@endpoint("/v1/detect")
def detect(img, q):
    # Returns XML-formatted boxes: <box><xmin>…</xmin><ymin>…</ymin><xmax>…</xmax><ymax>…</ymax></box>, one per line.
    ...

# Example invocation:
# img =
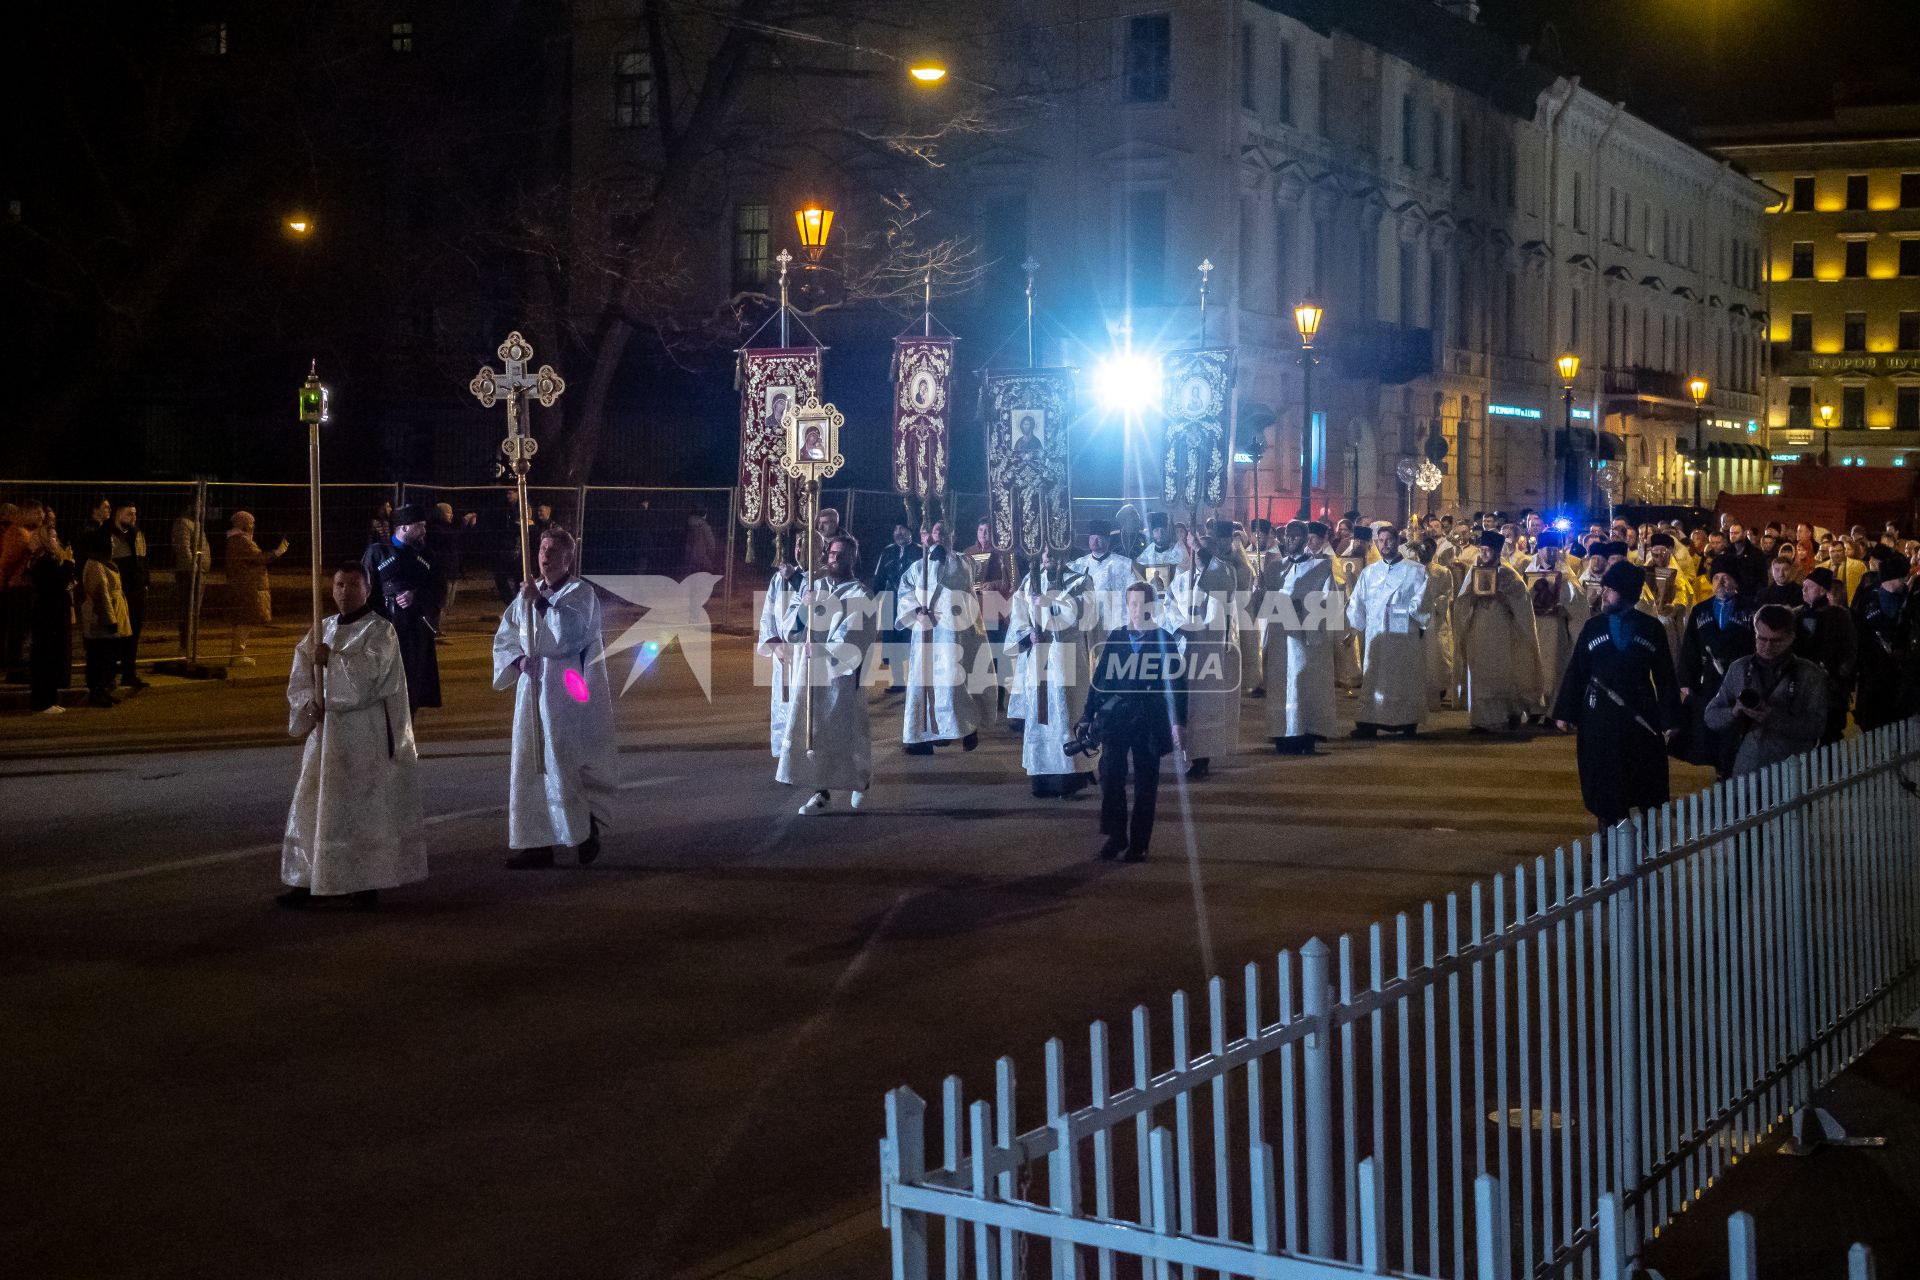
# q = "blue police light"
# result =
<box><xmin>1552</xmin><ymin>517</ymin><xmax>1573</xmax><ymax>532</ymax></box>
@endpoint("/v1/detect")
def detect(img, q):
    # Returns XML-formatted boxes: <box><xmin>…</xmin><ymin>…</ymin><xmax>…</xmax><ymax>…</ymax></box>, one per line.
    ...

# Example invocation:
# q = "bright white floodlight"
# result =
<box><xmin>1094</xmin><ymin>352</ymin><xmax>1162</xmax><ymax>412</ymax></box>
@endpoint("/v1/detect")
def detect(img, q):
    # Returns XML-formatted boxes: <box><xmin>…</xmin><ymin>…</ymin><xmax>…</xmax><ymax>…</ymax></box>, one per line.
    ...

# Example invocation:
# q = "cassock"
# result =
<box><xmin>1453</xmin><ymin>563</ymin><xmax>1542</xmax><ymax>729</ymax></box>
<box><xmin>1522</xmin><ymin>557</ymin><xmax>1589</xmax><ymax>716</ymax></box>
<box><xmin>1167</xmin><ymin>553</ymin><xmax>1243</xmax><ymax>764</ymax></box>
<box><xmin>1551</xmin><ymin>609</ymin><xmax>1681</xmax><ymax>826</ymax></box>
<box><xmin>1346</xmin><ymin>557</ymin><xmax>1436</xmax><ymax>730</ymax></box>
<box><xmin>362</xmin><ymin>537</ymin><xmax>442</xmax><ymax>711</ymax></box>
<box><xmin>283</xmin><ymin>608</ymin><xmax>428</xmax><ymax>896</ymax></box>
<box><xmin>757</xmin><ymin>567</ymin><xmax>802</xmax><ymax>756</ymax></box>
<box><xmin>776</xmin><ymin>576</ymin><xmax>875</xmax><ymax>794</ymax></box>
<box><xmin>897</xmin><ymin>549</ymin><xmax>983</xmax><ymax>744</ymax></box>
<box><xmin>1266</xmin><ymin>551</ymin><xmax>1341</xmax><ymax>740</ymax></box>
<box><xmin>1854</xmin><ymin>584</ymin><xmax>1920</xmax><ymax>731</ymax></box>
<box><xmin>1005</xmin><ymin>568</ymin><xmax>1094</xmax><ymax>787</ymax></box>
<box><xmin>1675</xmin><ymin>596</ymin><xmax>1754</xmax><ymax>773</ymax></box>
<box><xmin>1068</xmin><ymin>550</ymin><xmax>1141</xmax><ymax>632</ymax></box>
<box><xmin>492</xmin><ymin>577</ymin><xmax>620</xmax><ymax>850</ymax></box>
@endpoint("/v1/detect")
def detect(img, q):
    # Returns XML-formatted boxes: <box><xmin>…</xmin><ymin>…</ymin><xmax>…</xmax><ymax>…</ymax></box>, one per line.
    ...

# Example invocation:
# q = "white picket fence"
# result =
<box><xmin>879</xmin><ymin>717</ymin><xmax>1920</xmax><ymax>1279</ymax></box>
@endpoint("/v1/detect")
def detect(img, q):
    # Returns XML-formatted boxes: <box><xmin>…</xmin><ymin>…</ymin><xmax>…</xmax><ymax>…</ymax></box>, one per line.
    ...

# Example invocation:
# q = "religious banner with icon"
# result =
<box><xmin>891</xmin><ymin>336</ymin><xmax>952</xmax><ymax>500</ymax></box>
<box><xmin>1472</xmin><ymin>567</ymin><xmax>1499</xmax><ymax>597</ymax></box>
<box><xmin>1651</xmin><ymin>566</ymin><xmax>1677</xmax><ymax>607</ymax></box>
<box><xmin>781</xmin><ymin>396</ymin><xmax>845</xmax><ymax>480</ymax></box>
<box><xmin>737</xmin><ymin>347</ymin><xmax>821</xmax><ymax>529</ymax></box>
<box><xmin>983</xmin><ymin>368</ymin><xmax>1075</xmax><ymax>557</ymax></box>
<box><xmin>1161</xmin><ymin>348</ymin><xmax>1232</xmax><ymax>508</ymax></box>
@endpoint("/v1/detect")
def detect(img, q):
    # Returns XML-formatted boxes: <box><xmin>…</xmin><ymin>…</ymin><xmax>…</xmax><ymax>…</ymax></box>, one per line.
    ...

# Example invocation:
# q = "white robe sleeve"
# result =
<box><xmin>492</xmin><ymin>598</ymin><xmax>529</xmax><ymax>691</ymax></box>
<box><xmin>287</xmin><ymin>626</ymin><xmax>321</xmax><ymax>737</ymax></box>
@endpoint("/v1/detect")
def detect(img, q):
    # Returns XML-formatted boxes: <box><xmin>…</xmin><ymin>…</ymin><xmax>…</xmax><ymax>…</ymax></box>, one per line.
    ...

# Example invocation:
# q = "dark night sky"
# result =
<box><xmin>1478</xmin><ymin>0</ymin><xmax>1920</xmax><ymax>133</ymax></box>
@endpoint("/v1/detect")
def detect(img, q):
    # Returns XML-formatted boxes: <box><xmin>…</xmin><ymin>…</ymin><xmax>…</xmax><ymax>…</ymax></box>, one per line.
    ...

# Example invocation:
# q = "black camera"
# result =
<box><xmin>1063</xmin><ymin>695</ymin><xmax>1116</xmax><ymax>758</ymax></box>
<box><xmin>1736</xmin><ymin>685</ymin><xmax>1763</xmax><ymax>710</ymax></box>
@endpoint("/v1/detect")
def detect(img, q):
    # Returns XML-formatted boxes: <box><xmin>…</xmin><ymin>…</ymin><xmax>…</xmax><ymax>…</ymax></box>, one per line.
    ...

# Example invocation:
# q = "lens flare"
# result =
<box><xmin>563</xmin><ymin>669</ymin><xmax>590</xmax><ymax>703</ymax></box>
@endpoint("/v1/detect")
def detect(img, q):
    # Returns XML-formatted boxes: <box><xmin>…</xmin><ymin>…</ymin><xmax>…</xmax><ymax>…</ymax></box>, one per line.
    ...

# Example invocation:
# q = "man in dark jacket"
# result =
<box><xmin>1704</xmin><ymin>604</ymin><xmax>1827</xmax><ymax>776</ymax></box>
<box><xmin>1794</xmin><ymin>566</ymin><xmax>1856</xmax><ymax>744</ymax></box>
<box><xmin>1082</xmin><ymin>581</ymin><xmax>1187</xmax><ymax>863</ymax></box>
<box><xmin>1854</xmin><ymin>548</ymin><xmax>1920</xmax><ymax>731</ymax></box>
<box><xmin>361</xmin><ymin>503</ymin><xmax>442</xmax><ymax>716</ymax></box>
<box><xmin>1553</xmin><ymin>561</ymin><xmax>1682</xmax><ymax>828</ymax></box>
<box><xmin>1676</xmin><ymin>568</ymin><xmax>1754</xmax><ymax>776</ymax></box>
<box><xmin>1719</xmin><ymin>522</ymin><xmax>1768</xmax><ymax>605</ymax></box>
<box><xmin>870</xmin><ymin>522</ymin><xmax>917</xmax><ymax>686</ymax></box>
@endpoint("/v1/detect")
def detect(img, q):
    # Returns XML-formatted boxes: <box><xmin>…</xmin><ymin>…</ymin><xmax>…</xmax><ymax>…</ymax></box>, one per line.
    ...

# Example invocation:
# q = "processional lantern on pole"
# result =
<box><xmin>779</xmin><ymin>396</ymin><xmax>846</xmax><ymax>756</ymax></box>
<box><xmin>470</xmin><ymin>331</ymin><xmax>566</xmax><ymax>586</ymax></box>
<box><xmin>299</xmin><ymin>361</ymin><xmax>332</xmax><ymax>701</ymax></box>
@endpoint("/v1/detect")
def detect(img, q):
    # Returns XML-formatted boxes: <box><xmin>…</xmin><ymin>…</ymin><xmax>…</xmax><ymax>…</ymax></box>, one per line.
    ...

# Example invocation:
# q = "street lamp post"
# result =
<box><xmin>1688</xmin><ymin>377</ymin><xmax>1709</xmax><ymax>509</ymax></box>
<box><xmin>1819</xmin><ymin>402</ymin><xmax>1835</xmax><ymax>466</ymax></box>
<box><xmin>1557</xmin><ymin>353</ymin><xmax>1580</xmax><ymax>514</ymax></box>
<box><xmin>1293</xmin><ymin>300</ymin><xmax>1324</xmax><ymax>522</ymax></box>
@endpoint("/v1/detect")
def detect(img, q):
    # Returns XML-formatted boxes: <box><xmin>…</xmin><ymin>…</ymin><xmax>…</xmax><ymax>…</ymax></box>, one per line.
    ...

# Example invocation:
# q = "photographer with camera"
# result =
<box><xmin>1078</xmin><ymin>581</ymin><xmax>1187</xmax><ymax>863</ymax></box>
<box><xmin>1702</xmin><ymin>603</ymin><xmax>1827</xmax><ymax>777</ymax></box>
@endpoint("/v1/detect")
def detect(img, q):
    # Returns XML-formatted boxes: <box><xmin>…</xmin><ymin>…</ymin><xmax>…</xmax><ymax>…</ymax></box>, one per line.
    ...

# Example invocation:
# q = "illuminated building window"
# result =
<box><xmin>194</xmin><ymin>20</ymin><xmax>228</xmax><ymax>56</ymax></box>
<box><xmin>1844</xmin><ymin>241</ymin><xmax>1867</xmax><ymax>279</ymax></box>
<box><xmin>1901</xmin><ymin>240</ymin><xmax>1920</xmax><ymax>277</ymax></box>
<box><xmin>390</xmin><ymin>21</ymin><xmax>413</xmax><ymax>54</ymax></box>
<box><xmin>1845</xmin><ymin>175</ymin><xmax>1868</xmax><ymax>211</ymax></box>
<box><xmin>1899</xmin><ymin>387</ymin><xmax>1920</xmax><ymax>431</ymax></box>
<box><xmin>1903</xmin><ymin>174</ymin><xmax>1920</xmax><ymax>210</ymax></box>
<box><xmin>1791</xmin><ymin>242</ymin><xmax>1814</xmax><ymax>279</ymax></box>
<box><xmin>1790</xmin><ymin>313</ymin><xmax>1812</xmax><ymax>352</ymax></box>
<box><xmin>1842</xmin><ymin>385</ymin><xmax>1866</xmax><ymax>429</ymax></box>
<box><xmin>1793</xmin><ymin>176</ymin><xmax>1816</xmax><ymax>210</ymax></box>
<box><xmin>1845</xmin><ymin>312</ymin><xmax>1867</xmax><ymax>351</ymax></box>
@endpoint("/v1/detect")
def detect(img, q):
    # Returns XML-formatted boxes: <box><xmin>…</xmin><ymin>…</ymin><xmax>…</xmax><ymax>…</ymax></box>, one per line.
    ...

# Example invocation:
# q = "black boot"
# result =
<box><xmin>274</xmin><ymin>887</ymin><xmax>314</xmax><ymax>910</ymax></box>
<box><xmin>903</xmin><ymin>742</ymin><xmax>934</xmax><ymax>756</ymax></box>
<box><xmin>505</xmin><ymin>846</ymin><xmax>556</xmax><ymax>869</ymax></box>
<box><xmin>961</xmin><ymin>731</ymin><xmax>979</xmax><ymax>752</ymax></box>
<box><xmin>1350</xmin><ymin>724</ymin><xmax>1378</xmax><ymax>739</ymax></box>
<box><xmin>577</xmin><ymin>818</ymin><xmax>602</xmax><ymax>866</ymax></box>
<box><xmin>1097</xmin><ymin>835</ymin><xmax>1127</xmax><ymax>861</ymax></box>
<box><xmin>347</xmin><ymin>889</ymin><xmax>379</xmax><ymax>909</ymax></box>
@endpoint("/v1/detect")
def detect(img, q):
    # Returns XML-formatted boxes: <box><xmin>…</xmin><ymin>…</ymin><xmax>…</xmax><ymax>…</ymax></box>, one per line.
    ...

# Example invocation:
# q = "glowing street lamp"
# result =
<box><xmin>1689</xmin><ymin>376</ymin><xmax>1709</xmax><ymax>507</ymax></box>
<box><xmin>1558</xmin><ymin>353</ymin><xmax>1583</xmax><ymax>510</ymax></box>
<box><xmin>1820</xmin><ymin>401</ymin><xmax>1835</xmax><ymax>465</ymax></box>
<box><xmin>285</xmin><ymin>213</ymin><xmax>314</xmax><ymax>237</ymax></box>
<box><xmin>794</xmin><ymin>203</ymin><xmax>835</xmax><ymax>263</ymax></box>
<box><xmin>1293</xmin><ymin>300</ymin><xmax>1324</xmax><ymax>520</ymax></box>
<box><xmin>908</xmin><ymin>57</ymin><xmax>948</xmax><ymax>84</ymax></box>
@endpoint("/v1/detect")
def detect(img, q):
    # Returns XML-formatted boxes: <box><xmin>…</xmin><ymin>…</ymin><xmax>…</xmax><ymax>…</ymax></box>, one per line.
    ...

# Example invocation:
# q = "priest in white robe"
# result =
<box><xmin>897</xmin><ymin>520</ymin><xmax>982</xmax><ymax>754</ymax></box>
<box><xmin>1262</xmin><ymin>519</ymin><xmax>1341</xmax><ymax>753</ymax></box>
<box><xmin>1346</xmin><ymin>524</ymin><xmax>1437</xmax><ymax>737</ymax></box>
<box><xmin>1454</xmin><ymin>529</ymin><xmax>1543</xmax><ymax>732</ymax></box>
<box><xmin>1135</xmin><ymin>512</ymin><xmax>1187</xmax><ymax>593</ymax></box>
<box><xmin>280</xmin><ymin>562</ymin><xmax>428</xmax><ymax>908</ymax></box>
<box><xmin>1068</xmin><ymin>519</ymin><xmax>1141</xmax><ymax>633</ymax></box>
<box><xmin>1521</xmin><ymin>531</ymin><xmax>1589</xmax><ymax>722</ymax></box>
<box><xmin>494</xmin><ymin>527</ymin><xmax>620</xmax><ymax>868</ymax></box>
<box><xmin>779</xmin><ymin>533</ymin><xmax>876</xmax><ymax>814</ymax></box>
<box><xmin>1005</xmin><ymin>548</ymin><xmax>1095</xmax><ymax>796</ymax></box>
<box><xmin>756</xmin><ymin>536</ymin><xmax>803</xmax><ymax>757</ymax></box>
<box><xmin>1166</xmin><ymin>520</ymin><xmax>1243</xmax><ymax>776</ymax></box>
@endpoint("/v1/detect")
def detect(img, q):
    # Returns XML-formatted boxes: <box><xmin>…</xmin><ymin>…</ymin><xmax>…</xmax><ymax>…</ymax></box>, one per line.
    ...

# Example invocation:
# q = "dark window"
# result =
<box><xmin>732</xmin><ymin>204</ymin><xmax>770</xmax><ymax>292</ymax></box>
<box><xmin>1902</xmin><ymin>239</ymin><xmax>1920</xmax><ymax>276</ymax></box>
<box><xmin>1791</xmin><ymin>241</ymin><xmax>1814</xmax><ymax>279</ymax></box>
<box><xmin>1792</xmin><ymin>176</ymin><xmax>1815</xmax><ymax>210</ymax></box>
<box><xmin>1123</xmin><ymin>14</ymin><xmax>1172</xmax><ymax>103</ymax></box>
<box><xmin>1900</xmin><ymin>311</ymin><xmax>1920</xmax><ymax>350</ymax></box>
<box><xmin>1789</xmin><ymin>385</ymin><xmax>1812</xmax><ymax>429</ymax></box>
<box><xmin>1272</xmin><ymin>208</ymin><xmax>1293</xmax><ymax>313</ymax></box>
<box><xmin>1845</xmin><ymin>174</ymin><xmax>1869</xmax><ymax>211</ymax></box>
<box><xmin>1899</xmin><ymin>386</ymin><xmax>1920</xmax><ymax>430</ymax></box>
<box><xmin>1401</xmin><ymin>94</ymin><xmax>1418</xmax><ymax>169</ymax></box>
<box><xmin>1277</xmin><ymin>40</ymin><xmax>1294</xmax><ymax>124</ymax></box>
<box><xmin>1843</xmin><ymin>385</ymin><xmax>1866</xmax><ymax>429</ymax></box>
<box><xmin>1903</xmin><ymin>173</ymin><xmax>1920</xmax><ymax>209</ymax></box>
<box><xmin>194</xmin><ymin>21</ymin><xmax>227</xmax><ymax>56</ymax></box>
<box><xmin>1317</xmin><ymin>56</ymin><xmax>1330</xmax><ymax>135</ymax></box>
<box><xmin>390</xmin><ymin>21</ymin><xmax>413</xmax><ymax>54</ymax></box>
<box><xmin>613</xmin><ymin>50</ymin><xmax>653</xmax><ymax>128</ymax></box>
<box><xmin>1790</xmin><ymin>313</ymin><xmax>1813</xmax><ymax>351</ymax></box>
<box><xmin>1430</xmin><ymin>107</ymin><xmax>1445</xmax><ymax>177</ymax></box>
<box><xmin>1459</xmin><ymin>120</ymin><xmax>1474</xmax><ymax>190</ymax></box>
<box><xmin>1845</xmin><ymin>240</ymin><xmax>1868</xmax><ymax>278</ymax></box>
<box><xmin>1239</xmin><ymin>23</ymin><xmax>1255</xmax><ymax>112</ymax></box>
<box><xmin>1844</xmin><ymin>312</ymin><xmax>1867</xmax><ymax>351</ymax></box>
<box><xmin>1125</xmin><ymin>189</ymin><xmax>1167</xmax><ymax>303</ymax></box>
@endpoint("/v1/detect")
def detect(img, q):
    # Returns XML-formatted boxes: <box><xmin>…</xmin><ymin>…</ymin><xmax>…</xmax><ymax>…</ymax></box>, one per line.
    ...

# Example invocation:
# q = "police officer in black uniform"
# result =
<box><xmin>361</xmin><ymin>503</ymin><xmax>442</xmax><ymax>716</ymax></box>
<box><xmin>1553</xmin><ymin>561</ymin><xmax>1682</xmax><ymax>828</ymax></box>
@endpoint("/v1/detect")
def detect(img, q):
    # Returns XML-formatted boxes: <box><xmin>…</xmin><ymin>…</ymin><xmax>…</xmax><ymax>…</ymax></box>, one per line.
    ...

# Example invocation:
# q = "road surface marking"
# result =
<box><xmin>4</xmin><ymin>776</ymin><xmax>679</xmax><ymax>900</ymax></box>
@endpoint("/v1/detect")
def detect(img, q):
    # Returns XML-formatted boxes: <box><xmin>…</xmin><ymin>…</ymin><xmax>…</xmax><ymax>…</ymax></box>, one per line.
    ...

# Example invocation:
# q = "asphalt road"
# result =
<box><xmin>0</xmin><ymin>609</ymin><xmax>1715</xmax><ymax>1278</ymax></box>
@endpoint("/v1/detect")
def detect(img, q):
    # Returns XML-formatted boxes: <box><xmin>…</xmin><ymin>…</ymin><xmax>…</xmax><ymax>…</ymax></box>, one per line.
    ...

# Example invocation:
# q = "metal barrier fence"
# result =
<box><xmin>879</xmin><ymin>718</ymin><xmax>1920</xmax><ymax>1279</ymax></box>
